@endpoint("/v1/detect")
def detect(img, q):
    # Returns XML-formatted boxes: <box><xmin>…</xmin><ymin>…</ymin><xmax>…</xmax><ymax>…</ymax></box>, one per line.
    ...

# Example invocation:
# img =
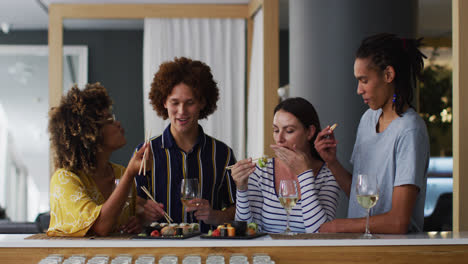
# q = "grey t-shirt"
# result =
<box><xmin>348</xmin><ymin>108</ymin><xmax>429</xmax><ymax>233</ymax></box>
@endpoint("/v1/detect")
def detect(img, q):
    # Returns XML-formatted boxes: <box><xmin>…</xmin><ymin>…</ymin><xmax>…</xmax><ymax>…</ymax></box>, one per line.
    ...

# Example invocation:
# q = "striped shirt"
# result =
<box><xmin>235</xmin><ymin>159</ymin><xmax>340</xmax><ymax>233</ymax></box>
<box><xmin>135</xmin><ymin>125</ymin><xmax>236</xmax><ymax>233</ymax></box>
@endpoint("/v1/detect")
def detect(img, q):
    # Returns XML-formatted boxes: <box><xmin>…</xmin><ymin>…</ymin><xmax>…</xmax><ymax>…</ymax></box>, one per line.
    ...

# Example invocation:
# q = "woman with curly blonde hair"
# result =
<box><xmin>47</xmin><ymin>83</ymin><xmax>148</xmax><ymax>237</ymax></box>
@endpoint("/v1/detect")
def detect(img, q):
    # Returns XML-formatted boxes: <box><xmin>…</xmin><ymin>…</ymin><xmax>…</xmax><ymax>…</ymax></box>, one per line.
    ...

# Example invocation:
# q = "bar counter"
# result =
<box><xmin>2</xmin><ymin>232</ymin><xmax>468</xmax><ymax>263</ymax></box>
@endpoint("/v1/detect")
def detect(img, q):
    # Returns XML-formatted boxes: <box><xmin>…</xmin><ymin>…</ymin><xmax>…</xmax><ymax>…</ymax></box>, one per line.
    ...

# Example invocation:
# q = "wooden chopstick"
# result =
<box><xmin>138</xmin><ymin>129</ymin><xmax>151</xmax><ymax>175</ymax></box>
<box><xmin>141</xmin><ymin>186</ymin><xmax>173</xmax><ymax>223</ymax></box>
<box><xmin>251</xmin><ymin>157</ymin><xmax>266</xmax><ymax>162</ymax></box>
<box><xmin>225</xmin><ymin>156</ymin><xmax>268</xmax><ymax>170</ymax></box>
<box><xmin>143</xmin><ymin>130</ymin><xmax>147</xmax><ymax>173</ymax></box>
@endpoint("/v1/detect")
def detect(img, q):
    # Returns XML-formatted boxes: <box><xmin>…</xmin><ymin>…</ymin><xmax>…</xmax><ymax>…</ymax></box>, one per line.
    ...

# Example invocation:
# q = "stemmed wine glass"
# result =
<box><xmin>278</xmin><ymin>179</ymin><xmax>298</xmax><ymax>235</ymax></box>
<box><xmin>114</xmin><ymin>178</ymin><xmax>132</xmax><ymax>209</ymax></box>
<box><xmin>114</xmin><ymin>178</ymin><xmax>133</xmax><ymax>233</ymax></box>
<box><xmin>180</xmin><ymin>178</ymin><xmax>201</xmax><ymax>223</ymax></box>
<box><xmin>356</xmin><ymin>173</ymin><xmax>379</xmax><ymax>239</ymax></box>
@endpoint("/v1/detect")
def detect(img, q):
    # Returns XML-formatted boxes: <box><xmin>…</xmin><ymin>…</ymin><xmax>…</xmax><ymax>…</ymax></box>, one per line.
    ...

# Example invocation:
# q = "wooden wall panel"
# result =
<box><xmin>453</xmin><ymin>0</ymin><xmax>468</xmax><ymax>232</ymax></box>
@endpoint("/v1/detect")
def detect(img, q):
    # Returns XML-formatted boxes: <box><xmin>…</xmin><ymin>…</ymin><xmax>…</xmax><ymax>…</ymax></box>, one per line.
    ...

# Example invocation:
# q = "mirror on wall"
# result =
<box><xmin>0</xmin><ymin>45</ymin><xmax>87</xmax><ymax>221</ymax></box>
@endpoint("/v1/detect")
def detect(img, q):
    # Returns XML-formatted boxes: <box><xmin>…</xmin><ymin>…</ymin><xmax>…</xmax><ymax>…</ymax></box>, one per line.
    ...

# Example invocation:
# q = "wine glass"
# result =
<box><xmin>278</xmin><ymin>179</ymin><xmax>298</xmax><ymax>235</ymax></box>
<box><xmin>114</xmin><ymin>178</ymin><xmax>133</xmax><ymax>232</ymax></box>
<box><xmin>180</xmin><ymin>178</ymin><xmax>201</xmax><ymax>223</ymax></box>
<box><xmin>114</xmin><ymin>178</ymin><xmax>132</xmax><ymax>209</ymax></box>
<box><xmin>356</xmin><ymin>173</ymin><xmax>379</xmax><ymax>239</ymax></box>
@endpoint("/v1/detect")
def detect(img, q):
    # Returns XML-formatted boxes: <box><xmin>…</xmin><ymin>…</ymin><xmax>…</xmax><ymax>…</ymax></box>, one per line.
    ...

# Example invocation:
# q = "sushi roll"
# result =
<box><xmin>219</xmin><ymin>227</ymin><xmax>228</xmax><ymax>237</ymax></box>
<box><xmin>190</xmin><ymin>223</ymin><xmax>200</xmax><ymax>233</ymax></box>
<box><xmin>182</xmin><ymin>225</ymin><xmax>193</xmax><ymax>236</ymax></box>
<box><xmin>227</xmin><ymin>226</ymin><xmax>236</xmax><ymax>237</ymax></box>
<box><xmin>161</xmin><ymin>226</ymin><xmax>176</xmax><ymax>236</ymax></box>
<box><xmin>145</xmin><ymin>222</ymin><xmax>161</xmax><ymax>236</ymax></box>
<box><xmin>175</xmin><ymin>227</ymin><xmax>184</xmax><ymax>236</ymax></box>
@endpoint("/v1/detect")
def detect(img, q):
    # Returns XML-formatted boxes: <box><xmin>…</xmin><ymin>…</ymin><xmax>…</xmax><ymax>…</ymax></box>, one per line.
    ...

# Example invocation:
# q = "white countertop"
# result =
<box><xmin>2</xmin><ymin>232</ymin><xmax>468</xmax><ymax>248</ymax></box>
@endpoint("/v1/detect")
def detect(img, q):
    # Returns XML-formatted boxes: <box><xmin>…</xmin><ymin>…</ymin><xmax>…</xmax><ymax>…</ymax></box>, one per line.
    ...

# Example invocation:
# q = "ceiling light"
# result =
<box><xmin>1</xmin><ymin>22</ymin><xmax>10</xmax><ymax>34</ymax></box>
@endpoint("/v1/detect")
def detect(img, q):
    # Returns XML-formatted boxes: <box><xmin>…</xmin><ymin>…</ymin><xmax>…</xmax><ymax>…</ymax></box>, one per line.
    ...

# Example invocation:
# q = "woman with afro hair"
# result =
<box><xmin>47</xmin><ymin>83</ymin><xmax>148</xmax><ymax>236</ymax></box>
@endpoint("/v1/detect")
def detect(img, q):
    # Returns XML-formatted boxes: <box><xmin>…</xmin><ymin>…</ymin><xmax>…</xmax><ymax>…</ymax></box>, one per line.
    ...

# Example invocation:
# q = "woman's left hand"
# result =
<box><xmin>270</xmin><ymin>144</ymin><xmax>313</xmax><ymax>175</ymax></box>
<box><xmin>120</xmin><ymin>216</ymin><xmax>143</xmax><ymax>234</ymax></box>
<box><xmin>186</xmin><ymin>198</ymin><xmax>218</xmax><ymax>225</ymax></box>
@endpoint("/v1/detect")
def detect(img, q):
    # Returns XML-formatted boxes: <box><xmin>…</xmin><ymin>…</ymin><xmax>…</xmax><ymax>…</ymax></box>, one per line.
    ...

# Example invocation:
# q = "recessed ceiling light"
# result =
<box><xmin>1</xmin><ymin>22</ymin><xmax>10</xmax><ymax>34</ymax></box>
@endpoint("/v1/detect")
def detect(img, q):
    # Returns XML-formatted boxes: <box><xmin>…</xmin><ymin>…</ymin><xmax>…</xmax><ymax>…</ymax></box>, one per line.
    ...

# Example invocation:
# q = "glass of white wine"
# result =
<box><xmin>278</xmin><ymin>179</ymin><xmax>298</xmax><ymax>235</ymax></box>
<box><xmin>114</xmin><ymin>178</ymin><xmax>133</xmax><ymax>233</ymax></box>
<box><xmin>356</xmin><ymin>173</ymin><xmax>379</xmax><ymax>239</ymax></box>
<box><xmin>180</xmin><ymin>178</ymin><xmax>201</xmax><ymax>223</ymax></box>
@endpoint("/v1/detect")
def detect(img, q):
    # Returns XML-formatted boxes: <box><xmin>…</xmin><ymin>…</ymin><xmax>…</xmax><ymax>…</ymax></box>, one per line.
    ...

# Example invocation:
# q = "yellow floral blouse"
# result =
<box><xmin>47</xmin><ymin>163</ymin><xmax>136</xmax><ymax>237</ymax></box>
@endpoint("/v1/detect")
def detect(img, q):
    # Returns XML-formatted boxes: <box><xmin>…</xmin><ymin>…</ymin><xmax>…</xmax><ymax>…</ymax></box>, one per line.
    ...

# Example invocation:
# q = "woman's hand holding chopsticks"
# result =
<box><xmin>226</xmin><ymin>156</ymin><xmax>267</xmax><ymax>170</ymax></box>
<box><xmin>126</xmin><ymin>142</ymin><xmax>149</xmax><ymax>177</ymax></box>
<box><xmin>230</xmin><ymin>158</ymin><xmax>256</xmax><ymax>191</ymax></box>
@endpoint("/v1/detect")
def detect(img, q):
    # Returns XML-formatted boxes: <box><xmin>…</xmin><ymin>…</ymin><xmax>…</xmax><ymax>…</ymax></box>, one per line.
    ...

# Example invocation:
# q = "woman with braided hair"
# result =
<box><xmin>47</xmin><ymin>83</ymin><xmax>148</xmax><ymax>236</ymax></box>
<box><xmin>315</xmin><ymin>33</ymin><xmax>430</xmax><ymax>234</ymax></box>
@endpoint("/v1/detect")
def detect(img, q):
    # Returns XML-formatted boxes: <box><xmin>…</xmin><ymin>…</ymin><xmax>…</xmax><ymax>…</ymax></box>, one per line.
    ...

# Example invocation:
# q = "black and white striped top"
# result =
<box><xmin>235</xmin><ymin>159</ymin><xmax>340</xmax><ymax>233</ymax></box>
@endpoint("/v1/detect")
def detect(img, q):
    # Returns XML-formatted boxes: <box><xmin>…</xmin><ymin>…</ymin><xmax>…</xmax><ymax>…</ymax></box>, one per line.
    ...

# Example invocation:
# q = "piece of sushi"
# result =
<box><xmin>161</xmin><ymin>226</ymin><xmax>176</xmax><ymax>236</ymax></box>
<box><xmin>175</xmin><ymin>227</ymin><xmax>184</xmax><ymax>236</ymax></box>
<box><xmin>144</xmin><ymin>222</ymin><xmax>161</xmax><ymax>236</ymax></box>
<box><xmin>190</xmin><ymin>223</ymin><xmax>200</xmax><ymax>232</ymax></box>
<box><xmin>182</xmin><ymin>225</ymin><xmax>193</xmax><ymax>236</ymax></box>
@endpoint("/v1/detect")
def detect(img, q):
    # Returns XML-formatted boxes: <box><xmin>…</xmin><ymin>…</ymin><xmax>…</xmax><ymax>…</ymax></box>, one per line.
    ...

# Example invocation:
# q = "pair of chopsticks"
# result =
<box><xmin>140</xmin><ymin>186</ymin><xmax>173</xmax><ymax>223</ymax></box>
<box><xmin>225</xmin><ymin>156</ymin><xmax>267</xmax><ymax>170</ymax></box>
<box><xmin>138</xmin><ymin>129</ymin><xmax>151</xmax><ymax>175</ymax></box>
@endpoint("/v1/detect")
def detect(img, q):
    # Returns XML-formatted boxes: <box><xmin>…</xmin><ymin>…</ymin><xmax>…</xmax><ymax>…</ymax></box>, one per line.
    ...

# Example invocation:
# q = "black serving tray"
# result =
<box><xmin>199</xmin><ymin>232</ymin><xmax>267</xmax><ymax>239</ymax></box>
<box><xmin>134</xmin><ymin>232</ymin><xmax>201</xmax><ymax>240</ymax></box>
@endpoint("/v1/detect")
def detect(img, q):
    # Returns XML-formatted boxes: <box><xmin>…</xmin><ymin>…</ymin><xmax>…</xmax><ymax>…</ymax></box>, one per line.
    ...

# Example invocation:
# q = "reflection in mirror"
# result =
<box><xmin>0</xmin><ymin>45</ymin><xmax>87</xmax><ymax>221</ymax></box>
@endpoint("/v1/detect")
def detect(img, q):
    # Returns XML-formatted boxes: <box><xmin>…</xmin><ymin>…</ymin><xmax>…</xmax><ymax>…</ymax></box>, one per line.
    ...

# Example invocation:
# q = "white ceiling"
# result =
<box><xmin>0</xmin><ymin>0</ymin><xmax>252</xmax><ymax>31</ymax></box>
<box><xmin>0</xmin><ymin>0</ymin><xmax>452</xmax><ymax>36</ymax></box>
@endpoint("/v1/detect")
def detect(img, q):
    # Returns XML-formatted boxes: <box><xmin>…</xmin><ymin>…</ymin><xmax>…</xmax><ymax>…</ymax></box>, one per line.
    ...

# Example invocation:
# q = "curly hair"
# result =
<box><xmin>48</xmin><ymin>83</ymin><xmax>113</xmax><ymax>175</ymax></box>
<box><xmin>149</xmin><ymin>57</ymin><xmax>219</xmax><ymax>119</ymax></box>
